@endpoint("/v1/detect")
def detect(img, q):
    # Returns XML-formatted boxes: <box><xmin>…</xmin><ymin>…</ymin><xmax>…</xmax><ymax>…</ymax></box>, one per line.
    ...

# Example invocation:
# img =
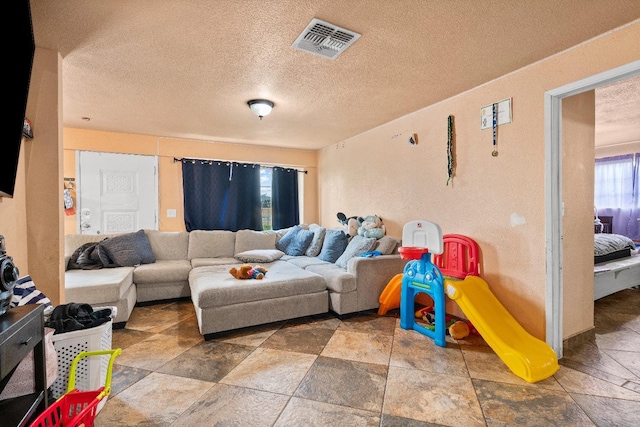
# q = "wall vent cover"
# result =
<box><xmin>292</xmin><ymin>18</ymin><xmax>361</xmax><ymax>60</ymax></box>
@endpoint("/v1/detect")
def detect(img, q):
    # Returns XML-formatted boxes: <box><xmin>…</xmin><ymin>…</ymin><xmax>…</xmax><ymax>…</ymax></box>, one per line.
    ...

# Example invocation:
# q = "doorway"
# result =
<box><xmin>544</xmin><ymin>60</ymin><xmax>640</xmax><ymax>358</ymax></box>
<box><xmin>77</xmin><ymin>151</ymin><xmax>158</xmax><ymax>234</ymax></box>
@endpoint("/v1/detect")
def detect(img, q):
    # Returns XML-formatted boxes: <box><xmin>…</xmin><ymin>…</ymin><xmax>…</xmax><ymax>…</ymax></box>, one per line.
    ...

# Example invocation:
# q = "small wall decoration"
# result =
<box><xmin>63</xmin><ymin>178</ymin><xmax>76</xmax><ymax>216</ymax></box>
<box><xmin>23</xmin><ymin>118</ymin><xmax>33</xmax><ymax>139</ymax></box>
<box><xmin>480</xmin><ymin>98</ymin><xmax>512</xmax><ymax>130</ymax></box>
<box><xmin>447</xmin><ymin>115</ymin><xmax>455</xmax><ymax>185</ymax></box>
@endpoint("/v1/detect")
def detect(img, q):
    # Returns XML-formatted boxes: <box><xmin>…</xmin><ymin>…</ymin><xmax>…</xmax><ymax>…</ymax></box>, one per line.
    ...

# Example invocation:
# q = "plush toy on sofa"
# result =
<box><xmin>248</xmin><ymin>265</ymin><xmax>268</xmax><ymax>279</ymax></box>
<box><xmin>337</xmin><ymin>212</ymin><xmax>362</xmax><ymax>237</ymax></box>
<box><xmin>229</xmin><ymin>264</ymin><xmax>253</xmax><ymax>279</ymax></box>
<box><xmin>229</xmin><ymin>264</ymin><xmax>268</xmax><ymax>280</ymax></box>
<box><xmin>357</xmin><ymin>215</ymin><xmax>386</xmax><ymax>239</ymax></box>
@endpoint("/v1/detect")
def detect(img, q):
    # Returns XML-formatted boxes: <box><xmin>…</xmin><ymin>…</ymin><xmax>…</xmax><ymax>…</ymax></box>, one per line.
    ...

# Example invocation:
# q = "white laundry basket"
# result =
<box><xmin>50</xmin><ymin>319</ymin><xmax>113</xmax><ymax>412</ymax></box>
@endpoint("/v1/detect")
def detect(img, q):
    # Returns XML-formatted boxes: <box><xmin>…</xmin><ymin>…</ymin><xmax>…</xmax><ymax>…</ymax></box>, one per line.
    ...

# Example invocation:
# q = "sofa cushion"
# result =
<box><xmin>235</xmin><ymin>230</ymin><xmax>277</xmax><ymax>254</ymax></box>
<box><xmin>305</xmin><ymin>263</ymin><xmax>357</xmax><ymax>293</ymax></box>
<box><xmin>374</xmin><ymin>236</ymin><xmax>398</xmax><ymax>255</ymax></box>
<box><xmin>317</xmin><ymin>229</ymin><xmax>348</xmax><ymax>263</ymax></box>
<box><xmin>235</xmin><ymin>249</ymin><xmax>285</xmax><ymax>263</ymax></box>
<box><xmin>65</xmin><ymin>267</ymin><xmax>134</xmax><ymax>303</ymax></box>
<box><xmin>284</xmin><ymin>256</ymin><xmax>331</xmax><ymax>269</ymax></box>
<box><xmin>189</xmin><ymin>261</ymin><xmax>326</xmax><ymax>309</ymax></box>
<box><xmin>145</xmin><ymin>230</ymin><xmax>190</xmax><ymax>260</ymax></box>
<box><xmin>101</xmin><ymin>229</ymin><xmax>156</xmax><ymax>267</ymax></box>
<box><xmin>133</xmin><ymin>260</ymin><xmax>192</xmax><ymax>284</ymax></box>
<box><xmin>276</xmin><ymin>225</ymin><xmax>314</xmax><ymax>256</ymax></box>
<box><xmin>188</xmin><ymin>230</ymin><xmax>236</xmax><ymax>259</ymax></box>
<box><xmin>305</xmin><ymin>224</ymin><xmax>326</xmax><ymax>257</ymax></box>
<box><xmin>191</xmin><ymin>258</ymin><xmax>238</xmax><ymax>268</ymax></box>
<box><xmin>335</xmin><ymin>235</ymin><xmax>377</xmax><ymax>269</ymax></box>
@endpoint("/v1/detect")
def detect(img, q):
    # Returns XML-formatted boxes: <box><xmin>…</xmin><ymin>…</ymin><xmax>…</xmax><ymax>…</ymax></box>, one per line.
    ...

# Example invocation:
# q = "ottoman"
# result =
<box><xmin>189</xmin><ymin>260</ymin><xmax>328</xmax><ymax>337</ymax></box>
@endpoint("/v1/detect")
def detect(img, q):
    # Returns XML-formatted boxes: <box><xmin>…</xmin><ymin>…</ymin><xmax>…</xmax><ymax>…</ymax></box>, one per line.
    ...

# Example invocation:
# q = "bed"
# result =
<box><xmin>593</xmin><ymin>233</ymin><xmax>640</xmax><ymax>300</ymax></box>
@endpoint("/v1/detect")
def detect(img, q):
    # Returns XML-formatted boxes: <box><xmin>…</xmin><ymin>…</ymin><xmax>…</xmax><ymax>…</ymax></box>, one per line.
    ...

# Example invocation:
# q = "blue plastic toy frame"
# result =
<box><xmin>399</xmin><ymin>251</ymin><xmax>446</xmax><ymax>347</ymax></box>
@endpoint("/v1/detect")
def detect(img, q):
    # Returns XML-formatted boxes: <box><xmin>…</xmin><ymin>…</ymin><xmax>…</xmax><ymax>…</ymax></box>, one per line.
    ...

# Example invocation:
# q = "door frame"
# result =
<box><xmin>544</xmin><ymin>60</ymin><xmax>640</xmax><ymax>358</ymax></box>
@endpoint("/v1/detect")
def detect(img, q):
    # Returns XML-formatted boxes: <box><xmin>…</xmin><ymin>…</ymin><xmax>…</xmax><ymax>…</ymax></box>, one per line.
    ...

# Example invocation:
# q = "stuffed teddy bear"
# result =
<box><xmin>229</xmin><ymin>264</ymin><xmax>268</xmax><ymax>280</ymax></box>
<box><xmin>248</xmin><ymin>265</ymin><xmax>268</xmax><ymax>279</ymax></box>
<box><xmin>357</xmin><ymin>214</ymin><xmax>386</xmax><ymax>239</ymax></box>
<box><xmin>229</xmin><ymin>264</ymin><xmax>253</xmax><ymax>279</ymax></box>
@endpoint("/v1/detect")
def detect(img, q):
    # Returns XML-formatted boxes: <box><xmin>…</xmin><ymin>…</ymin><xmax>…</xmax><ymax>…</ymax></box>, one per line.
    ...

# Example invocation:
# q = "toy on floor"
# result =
<box><xmin>394</xmin><ymin>220</ymin><xmax>559</xmax><ymax>382</ymax></box>
<box><xmin>446</xmin><ymin>275</ymin><xmax>559</xmax><ymax>382</ymax></box>
<box><xmin>398</xmin><ymin>220</ymin><xmax>447</xmax><ymax>347</ymax></box>
<box><xmin>229</xmin><ymin>264</ymin><xmax>268</xmax><ymax>279</ymax></box>
<box><xmin>448</xmin><ymin>320</ymin><xmax>470</xmax><ymax>339</ymax></box>
<box><xmin>414</xmin><ymin>307</ymin><xmax>476</xmax><ymax>339</ymax></box>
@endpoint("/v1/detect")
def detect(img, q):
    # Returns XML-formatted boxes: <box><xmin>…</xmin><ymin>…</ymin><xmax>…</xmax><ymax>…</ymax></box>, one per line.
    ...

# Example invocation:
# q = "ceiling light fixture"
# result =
<box><xmin>247</xmin><ymin>99</ymin><xmax>274</xmax><ymax>120</ymax></box>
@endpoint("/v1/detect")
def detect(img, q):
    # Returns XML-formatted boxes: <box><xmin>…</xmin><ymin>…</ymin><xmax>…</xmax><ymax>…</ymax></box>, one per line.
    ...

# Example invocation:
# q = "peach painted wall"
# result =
<box><xmin>0</xmin><ymin>143</ymin><xmax>28</xmax><ymax>269</ymax></box>
<box><xmin>317</xmin><ymin>22</ymin><xmax>640</xmax><ymax>340</ymax></box>
<box><xmin>63</xmin><ymin>130</ymin><xmax>318</xmax><ymax>234</ymax></box>
<box><xmin>562</xmin><ymin>91</ymin><xmax>596</xmax><ymax>338</ymax></box>
<box><xmin>0</xmin><ymin>48</ymin><xmax>65</xmax><ymax>306</ymax></box>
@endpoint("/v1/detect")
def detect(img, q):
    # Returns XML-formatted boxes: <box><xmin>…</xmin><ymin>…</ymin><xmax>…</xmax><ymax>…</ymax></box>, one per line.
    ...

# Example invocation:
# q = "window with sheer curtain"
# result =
<box><xmin>594</xmin><ymin>153</ymin><xmax>640</xmax><ymax>240</ymax></box>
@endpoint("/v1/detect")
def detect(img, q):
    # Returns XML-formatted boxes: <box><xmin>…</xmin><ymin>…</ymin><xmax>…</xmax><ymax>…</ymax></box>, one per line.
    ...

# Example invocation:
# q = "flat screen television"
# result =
<box><xmin>1</xmin><ymin>0</ymin><xmax>35</xmax><ymax>198</ymax></box>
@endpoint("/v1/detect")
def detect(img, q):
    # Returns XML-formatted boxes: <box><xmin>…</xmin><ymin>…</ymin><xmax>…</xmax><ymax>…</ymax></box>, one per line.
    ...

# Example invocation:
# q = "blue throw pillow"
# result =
<box><xmin>276</xmin><ymin>225</ymin><xmax>314</xmax><ymax>256</ymax></box>
<box><xmin>317</xmin><ymin>229</ymin><xmax>348</xmax><ymax>263</ymax></box>
<box><xmin>101</xmin><ymin>229</ymin><xmax>156</xmax><ymax>266</ymax></box>
<box><xmin>335</xmin><ymin>235</ymin><xmax>376</xmax><ymax>268</ymax></box>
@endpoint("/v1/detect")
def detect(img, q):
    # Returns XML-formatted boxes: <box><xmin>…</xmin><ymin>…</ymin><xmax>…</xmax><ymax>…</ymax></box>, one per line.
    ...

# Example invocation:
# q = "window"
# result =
<box><xmin>594</xmin><ymin>153</ymin><xmax>640</xmax><ymax>240</ymax></box>
<box><xmin>260</xmin><ymin>167</ymin><xmax>272</xmax><ymax>230</ymax></box>
<box><xmin>181</xmin><ymin>159</ymin><xmax>302</xmax><ymax>232</ymax></box>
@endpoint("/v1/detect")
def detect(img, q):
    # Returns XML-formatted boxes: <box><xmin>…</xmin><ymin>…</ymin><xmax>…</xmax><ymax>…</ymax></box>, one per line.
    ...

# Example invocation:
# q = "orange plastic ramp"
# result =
<box><xmin>378</xmin><ymin>274</ymin><xmax>404</xmax><ymax>315</ymax></box>
<box><xmin>445</xmin><ymin>275</ymin><xmax>559</xmax><ymax>383</ymax></box>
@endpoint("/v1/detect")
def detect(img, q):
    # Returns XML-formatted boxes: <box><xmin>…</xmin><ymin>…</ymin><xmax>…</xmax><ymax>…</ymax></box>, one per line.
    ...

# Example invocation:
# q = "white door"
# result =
<box><xmin>78</xmin><ymin>151</ymin><xmax>158</xmax><ymax>235</ymax></box>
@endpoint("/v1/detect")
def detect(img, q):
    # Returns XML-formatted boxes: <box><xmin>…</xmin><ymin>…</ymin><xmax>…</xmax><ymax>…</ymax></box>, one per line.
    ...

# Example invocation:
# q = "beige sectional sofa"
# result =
<box><xmin>64</xmin><ymin>226</ymin><xmax>407</xmax><ymax>335</ymax></box>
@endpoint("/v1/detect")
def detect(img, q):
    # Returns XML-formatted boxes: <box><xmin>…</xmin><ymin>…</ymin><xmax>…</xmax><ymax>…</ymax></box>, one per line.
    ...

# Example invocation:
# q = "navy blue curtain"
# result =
<box><xmin>271</xmin><ymin>167</ymin><xmax>299</xmax><ymax>230</ymax></box>
<box><xmin>182</xmin><ymin>160</ymin><xmax>262</xmax><ymax>231</ymax></box>
<box><xmin>225</xmin><ymin>162</ymin><xmax>262</xmax><ymax>231</ymax></box>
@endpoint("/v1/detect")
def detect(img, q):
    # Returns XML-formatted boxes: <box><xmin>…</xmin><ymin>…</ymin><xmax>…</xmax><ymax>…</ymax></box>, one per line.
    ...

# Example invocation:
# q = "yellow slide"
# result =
<box><xmin>445</xmin><ymin>275</ymin><xmax>559</xmax><ymax>383</ymax></box>
<box><xmin>378</xmin><ymin>274</ymin><xmax>403</xmax><ymax>315</ymax></box>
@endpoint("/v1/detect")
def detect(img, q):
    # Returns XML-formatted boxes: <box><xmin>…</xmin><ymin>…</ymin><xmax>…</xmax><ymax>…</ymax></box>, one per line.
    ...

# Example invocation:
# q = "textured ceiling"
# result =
<box><xmin>29</xmin><ymin>0</ymin><xmax>640</xmax><ymax>151</ymax></box>
<box><xmin>595</xmin><ymin>75</ymin><xmax>640</xmax><ymax>148</ymax></box>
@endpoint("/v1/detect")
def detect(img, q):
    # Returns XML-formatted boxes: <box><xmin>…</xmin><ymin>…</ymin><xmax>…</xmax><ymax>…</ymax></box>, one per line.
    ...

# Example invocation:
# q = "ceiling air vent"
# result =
<box><xmin>292</xmin><ymin>18</ymin><xmax>361</xmax><ymax>60</ymax></box>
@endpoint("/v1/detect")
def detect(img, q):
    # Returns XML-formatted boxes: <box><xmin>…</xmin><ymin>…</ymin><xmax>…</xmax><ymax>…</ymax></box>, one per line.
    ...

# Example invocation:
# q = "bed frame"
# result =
<box><xmin>594</xmin><ymin>255</ymin><xmax>640</xmax><ymax>300</ymax></box>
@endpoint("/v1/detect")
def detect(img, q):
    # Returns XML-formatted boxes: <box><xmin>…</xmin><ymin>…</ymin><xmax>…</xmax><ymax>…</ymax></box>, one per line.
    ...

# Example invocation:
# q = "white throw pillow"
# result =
<box><xmin>235</xmin><ymin>249</ymin><xmax>285</xmax><ymax>263</ymax></box>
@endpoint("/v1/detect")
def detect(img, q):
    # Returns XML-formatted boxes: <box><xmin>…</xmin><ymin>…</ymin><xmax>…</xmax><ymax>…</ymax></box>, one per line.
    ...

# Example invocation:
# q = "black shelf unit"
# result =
<box><xmin>0</xmin><ymin>304</ymin><xmax>48</xmax><ymax>427</ymax></box>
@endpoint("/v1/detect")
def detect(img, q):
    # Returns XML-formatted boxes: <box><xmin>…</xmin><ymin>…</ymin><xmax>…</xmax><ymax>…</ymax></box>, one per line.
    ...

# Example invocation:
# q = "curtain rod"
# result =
<box><xmin>173</xmin><ymin>157</ymin><xmax>307</xmax><ymax>174</ymax></box>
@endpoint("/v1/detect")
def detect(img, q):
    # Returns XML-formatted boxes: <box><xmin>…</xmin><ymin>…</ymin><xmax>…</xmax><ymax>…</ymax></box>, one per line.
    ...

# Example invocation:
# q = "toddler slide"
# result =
<box><xmin>445</xmin><ymin>275</ymin><xmax>559</xmax><ymax>383</ymax></box>
<box><xmin>378</xmin><ymin>274</ymin><xmax>403</xmax><ymax>315</ymax></box>
<box><xmin>378</xmin><ymin>273</ymin><xmax>435</xmax><ymax>315</ymax></box>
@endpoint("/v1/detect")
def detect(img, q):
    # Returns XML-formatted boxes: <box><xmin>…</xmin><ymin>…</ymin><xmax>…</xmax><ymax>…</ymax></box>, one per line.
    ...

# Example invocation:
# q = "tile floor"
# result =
<box><xmin>95</xmin><ymin>288</ymin><xmax>640</xmax><ymax>426</ymax></box>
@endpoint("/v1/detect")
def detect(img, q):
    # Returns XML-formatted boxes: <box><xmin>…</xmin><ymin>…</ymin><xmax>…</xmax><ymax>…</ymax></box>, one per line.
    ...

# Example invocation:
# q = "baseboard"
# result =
<box><xmin>562</xmin><ymin>327</ymin><xmax>595</xmax><ymax>350</ymax></box>
<box><xmin>112</xmin><ymin>321</ymin><xmax>126</xmax><ymax>330</ymax></box>
<box><xmin>135</xmin><ymin>296</ymin><xmax>192</xmax><ymax>307</ymax></box>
